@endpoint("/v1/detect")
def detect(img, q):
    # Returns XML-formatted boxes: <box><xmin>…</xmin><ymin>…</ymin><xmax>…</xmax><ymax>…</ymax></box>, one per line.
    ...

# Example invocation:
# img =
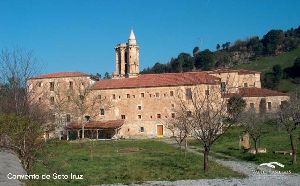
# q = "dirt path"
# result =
<box><xmin>0</xmin><ymin>149</ymin><xmax>26</xmax><ymax>186</ymax></box>
<box><xmin>150</xmin><ymin>138</ymin><xmax>300</xmax><ymax>186</ymax></box>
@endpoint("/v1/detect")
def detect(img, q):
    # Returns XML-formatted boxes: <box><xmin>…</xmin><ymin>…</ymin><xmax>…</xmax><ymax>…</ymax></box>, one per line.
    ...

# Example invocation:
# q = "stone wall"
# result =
<box><xmin>242</xmin><ymin>95</ymin><xmax>289</xmax><ymax>113</ymax></box>
<box><xmin>91</xmin><ymin>84</ymin><xmax>221</xmax><ymax>138</ymax></box>
<box><xmin>209</xmin><ymin>71</ymin><xmax>261</xmax><ymax>93</ymax></box>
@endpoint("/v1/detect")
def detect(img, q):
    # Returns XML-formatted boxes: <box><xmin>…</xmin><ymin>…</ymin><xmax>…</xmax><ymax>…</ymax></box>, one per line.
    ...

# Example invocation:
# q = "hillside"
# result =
<box><xmin>141</xmin><ymin>26</ymin><xmax>300</xmax><ymax>93</ymax></box>
<box><xmin>234</xmin><ymin>47</ymin><xmax>300</xmax><ymax>93</ymax></box>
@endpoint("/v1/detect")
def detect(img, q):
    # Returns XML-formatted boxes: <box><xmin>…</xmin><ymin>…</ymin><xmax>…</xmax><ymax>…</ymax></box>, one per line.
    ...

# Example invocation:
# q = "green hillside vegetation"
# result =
<box><xmin>235</xmin><ymin>47</ymin><xmax>300</xmax><ymax>73</ymax></box>
<box><xmin>235</xmin><ymin>48</ymin><xmax>300</xmax><ymax>93</ymax></box>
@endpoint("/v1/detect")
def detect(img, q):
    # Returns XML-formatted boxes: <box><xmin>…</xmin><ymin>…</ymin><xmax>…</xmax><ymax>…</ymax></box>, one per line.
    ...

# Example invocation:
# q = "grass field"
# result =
<box><xmin>27</xmin><ymin>139</ymin><xmax>243</xmax><ymax>186</ymax></box>
<box><xmin>189</xmin><ymin>124</ymin><xmax>300</xmax><ymax>173</ymax></box>
<box><xmin>234</xmin><ymin>47</ymin><xmax>300</xmax><ymax>93</ymax></box>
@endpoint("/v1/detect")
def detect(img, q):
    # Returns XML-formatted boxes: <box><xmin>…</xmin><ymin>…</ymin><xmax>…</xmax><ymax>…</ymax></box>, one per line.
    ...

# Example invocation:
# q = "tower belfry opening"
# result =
<box><xmin>113</xmin><ymin>30</ymin><xmax>140</xmax><ymax>79</ymax></box>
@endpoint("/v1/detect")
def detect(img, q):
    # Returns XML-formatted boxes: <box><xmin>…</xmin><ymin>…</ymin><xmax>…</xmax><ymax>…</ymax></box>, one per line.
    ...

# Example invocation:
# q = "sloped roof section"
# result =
<box><xmin>66</xmin><ymin>120</ymin><xmax>124</xmax><ymax>130</ymax></box>
<box><xmin>208</xmin><ymin>69</ymin><xmax>260</xmax><ymax>75</ymax></box>
<box><xmin>29</xmin><ymin>72</ymin><xmax>90</xmax><ymax>79</ymax></box>
<box><xmin>92</xmin><ymin>72</ymin><xmax>220</xmax><ymax>90</ymax></box>
<box><xmin>222</xmin><ymin>87</ymin><xmax>287</xmax><ymax>98</ymax></box>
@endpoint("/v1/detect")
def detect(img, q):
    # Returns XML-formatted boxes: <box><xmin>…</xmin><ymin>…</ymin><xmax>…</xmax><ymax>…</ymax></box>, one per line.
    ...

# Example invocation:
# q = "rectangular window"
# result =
<box><xmin>141</xmin><ymin>93</ymin><xmax>145</xmax><ymax>98</ymax></box>
<box><xmin>171</xmin><ymin>113</ymin><xmax>175</xmax><ymax>118</ymax></box>
<box><xmin>50</xmin><ymin>97</ymin><xmax>54</xmax><ymax>105</ymax></box>
<box><xmin>66</xmin><ymin>114</ymin><xmax>71</xmax><ymax>122</ymax></box>
<box><xmin>38</xmin><ymin>97</ymin><xmax>41</xmax><ymax>102</ymax></box>
<box><xmin>157</xmin><ymin>114</ymin><xmax>161</xmax><ymax>119</ymax></box>
<box><xmin>69</xmin><ymin>81</ymin><xmax>73</xmax><ymax>89</ymax></box>
<box><xmin>85</xmin><ymin>115</ymin><xmax>90</xmax><ymax>121</ymax></box>
<box><xmin>98</xmin><ymin>95</ymin><xmax>102</xmax><ymax>99</ymax></box>
<box><xmin>38</xmin><ymin>82</ymin><xmax>42</xmax><ymax>87</ymax></box>
<box><xmin>50</xmin><ymin>82</ymin><xmax>54</xmax><ymax>91</ymax></box>
<box><xmin>244</xmin><ymin>83</ymin><xmax>248</xmax><ymax>87</ymax></box>
<box><xmin>267</xmin><ymin>102</ymin><xmax>272</xmax><ymax>110</ymax></box>
<box><xmin>171</xmin><ymin>104</ymin><xmax>175</xmax><ymax>107</ymax></box>
<box><xmin>138</xmin><ymin>106</ymin><xmax>142</xmax><ymax>110</ymax></box>
<box><xmin>187</xmin><ymin>111</ymin><xmax>192</xmax><ymax>117</ymax></box>
<box><xmin>100</xmin><ymin>109</ymin><xmax>105</xmax><ymax>115</ymax></box>
<box><xmin>121</xmin><ymin>115</ymin><xmax>126</xmax><ymax>119</ymax></box>
<box><xmin>67</xmin><ymin>96</ymin><xmax>71</xmax><ymax>101</ymax></box>
<box><xmin>186</xmin><ymin>88</ymin><xmax>192</xmax><ymax>100</ymax></box>
<box><xmin>140</xmin><ymin>127</ymin><xmax>144</xmax><ymax>132</ymax></box>
<box><xmin>138</xmin><ymin>115</ymin><xmax>142</xmax><ymax>119</ymax></box>
<box><xmin>221</xmin><ymin>82</ymin><xmax>226</xmax><ymax>92</ymax></box>
<box><xmin>155</xmin><ymin>92</ymin><xmax>160</xmax><ymax>97</ymax></box>
<box><xmin>250</xmin><ymin>103</ymin><xmax>254</xmax><ymax>108</ymax></box>
<box><xmin>113</xmin><ymin>94</ymin><xmax>116</xmax><ymax>99</ymax></box>
<box><xmin>170</xmin><ymin>91</ymin><xmax>174</xmax><ymax>96</ymax></box>
<box><xmin>51</xmin><ymin>114</ymin><xmax>55</xmax><ymax>122</ymax></box>
<box><xmin>205</xmin><ymin>90</ymin><xmax>209</xmax><ymax>96</ymax></box>
<box><xmin>127</xmin><ymin>94</ymin><xmax>130</xmax><ymax>98</ymax></box>
<box><xmin>79</xmin><ymin>95</ymin><xmax>84</xmax><ymax>100</ymax></box>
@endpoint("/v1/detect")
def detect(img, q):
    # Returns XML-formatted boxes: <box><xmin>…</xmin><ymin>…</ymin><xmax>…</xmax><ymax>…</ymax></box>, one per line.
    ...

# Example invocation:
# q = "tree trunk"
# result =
<box><xmin>289</xmin><ymin>133</ymin><xmax>297</xmax><ymax>164</ymax></box>
<box><xmin>178</xmin><ymin>141</ymin><xmax>182</xmax><ymax>153</ymax></box>
<box><xmin>254</xmin><ymin>140</ymin><xmax>258</xmax><ymax>155</ymax></box>
<box><xmin>184</xmin><ymin>138</ymin><xmax>187</xmax><ymax>158</ymax></box>
<box><xmin>82</xmin><ymin>125</ymin><xmax>85</xmax><ymax>139</ymax></box>
<box><xmin>203</xmin><ymin>146</ymin><xmax>209</xmax><ymax>173</ymax></box>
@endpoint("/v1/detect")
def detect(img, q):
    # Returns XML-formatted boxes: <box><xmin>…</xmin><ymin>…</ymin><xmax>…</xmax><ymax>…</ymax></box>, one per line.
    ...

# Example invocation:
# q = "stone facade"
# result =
<box><xmin>27</xmin><ymin>31</ymin><xmax>289</xmax><ymax>139</ymax></box>
<box><xmin>241</xmin><ymin>96</ymin><xmax>289</xmax><ymax>113</ymax></box>
<box><xmin>90</xmin><ymin>84</ymin><xmax>221</xmax><ymax>138</ymax></box>
<box><xmin>208</xmin><ymin>69</ymin><xmax>261</xmax><ymax>93</ymax></box>
<box><xmin>27</xmin><ymin>73</ymin><xmax>99</xmax><ymax>138</ymax></box>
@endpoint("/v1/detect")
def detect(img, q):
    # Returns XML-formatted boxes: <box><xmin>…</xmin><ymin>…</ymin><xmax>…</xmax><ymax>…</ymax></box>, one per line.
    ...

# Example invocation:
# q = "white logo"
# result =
<box><xmin>259</xmin><ymin>162</ymin><xmax>285</xmax><ymax>169</ymax></box>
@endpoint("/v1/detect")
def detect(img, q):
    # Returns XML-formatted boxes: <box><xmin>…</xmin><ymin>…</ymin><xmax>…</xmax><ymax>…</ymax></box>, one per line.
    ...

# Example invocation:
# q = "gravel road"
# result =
<box><xmin>0</xmin><ymin>149</ymin><xmax>26</xmax><ymax>186</ymax></box>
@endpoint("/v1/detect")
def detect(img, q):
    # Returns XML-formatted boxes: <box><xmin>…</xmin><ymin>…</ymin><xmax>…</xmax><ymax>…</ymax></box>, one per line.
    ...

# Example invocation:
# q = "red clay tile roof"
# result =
<box><xmin>92</xmin><ymin>72</ymin><xmax>220</xmax><ymax>90</ymax></box>
<box><xmin>208</xmin><ymin>69</ymin><xmax>260</xmax><ymax>75</ymax></box>
<box><xmin>29</xmin><ymin>72</ymin><xmax>90</xmax><ymax>79</ymax></box>
<box><xmin>66</xmin><ymin>120</ymin><xmax>124</xmax><ymax>130</ymax></box>
<box><xmin>222</xmin><ymin>87</ymin><xmax>287</xmax><ymax>98</ymax></box>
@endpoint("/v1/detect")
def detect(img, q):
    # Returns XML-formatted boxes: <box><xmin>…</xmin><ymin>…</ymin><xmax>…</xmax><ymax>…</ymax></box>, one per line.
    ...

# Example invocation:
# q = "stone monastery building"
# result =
<box><xmin>28</xmin><ymin>30</ymin><xmax>289</xmax><ymax>140</ymax></box>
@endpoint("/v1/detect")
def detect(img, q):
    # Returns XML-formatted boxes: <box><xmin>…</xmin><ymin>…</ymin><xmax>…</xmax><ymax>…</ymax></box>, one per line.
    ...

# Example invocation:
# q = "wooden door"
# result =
<box><xmin>157</xmin><ymin>125</ymin><xmax>163</xmax><ymax>136</ymax></box>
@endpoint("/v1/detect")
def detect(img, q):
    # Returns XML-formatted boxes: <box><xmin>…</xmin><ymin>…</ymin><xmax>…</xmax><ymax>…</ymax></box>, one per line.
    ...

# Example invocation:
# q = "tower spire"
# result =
<box><xmin>128</xmin><ymin>29</ymin><xmax>136</xmax><ymax>45</ymax></box>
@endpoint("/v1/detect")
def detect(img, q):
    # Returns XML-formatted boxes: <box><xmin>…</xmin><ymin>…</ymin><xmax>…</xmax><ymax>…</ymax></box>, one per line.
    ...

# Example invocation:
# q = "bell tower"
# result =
<box><xmin>113</xmin><ymin>30</ymin><xmax>140</xmax><ymax>79</ymax></box>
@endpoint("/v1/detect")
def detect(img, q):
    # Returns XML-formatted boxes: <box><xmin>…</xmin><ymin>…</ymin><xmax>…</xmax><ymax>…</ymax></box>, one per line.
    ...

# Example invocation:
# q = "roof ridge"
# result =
<box><xmin>140</xmin><ymin>71</ymin><xmax>210</xmax><ymax>76</ymax></box>
<box><xmin>29</xmin><ymin>71</ymin><xmax>90</xmax><ymax>79</ymax></box>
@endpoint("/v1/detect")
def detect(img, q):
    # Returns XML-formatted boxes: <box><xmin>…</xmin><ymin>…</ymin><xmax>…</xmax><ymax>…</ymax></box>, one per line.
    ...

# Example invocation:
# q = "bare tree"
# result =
<box><xmin>276</xmin><ymin>94</ymin><xmax>300</xmax><ymax>164</ymax></box>
<box><xmin>165</xmin><ymin>111</ymin><xmax>191</xmax><ymax>156</ymax></box>
<box><xmin>68</xmin><ymin>79</ymin><xmax>111</xmax><ymax>139</ymax></box>
<box><xmin>0</xmin><ymin>48</ymin><xmax>52</xmax><ymax>169</ymax></box>
<box><xmin>174</xmin><ymin>84</ymin><xmax>234</xmax><ymax>172</ymax></box>
<box><xmin>0</xmin><ymin>48</ymin><xmax>39</xmax><ymax>115</ymax></box>
<box><xmin>47</xmin><ymin>82</ymin><xmax>70</xmax><ymax>139</ymax></box>
<box><xmin>239</xmin><ymin>108</ymin><xmax>267</xmax><ymax>155</ymax></box>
